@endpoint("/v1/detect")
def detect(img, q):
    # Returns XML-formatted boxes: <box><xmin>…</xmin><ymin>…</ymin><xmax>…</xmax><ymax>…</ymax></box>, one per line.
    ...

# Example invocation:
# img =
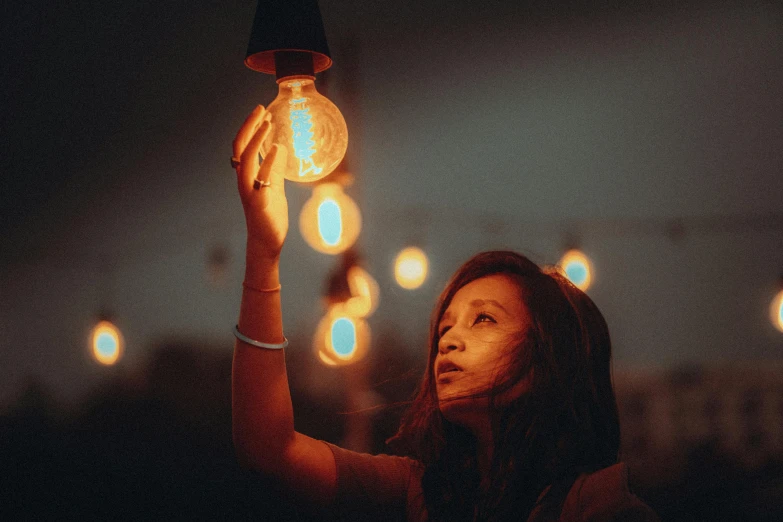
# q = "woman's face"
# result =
<box><xmin>434</xmin><ymin>274</ymin><xmax>532</xmax><ymax>425</ymax></box>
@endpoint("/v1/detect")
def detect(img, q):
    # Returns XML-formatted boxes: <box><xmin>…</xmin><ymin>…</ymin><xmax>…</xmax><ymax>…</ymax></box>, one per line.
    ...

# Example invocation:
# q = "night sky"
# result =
<box><xmin>2</xmin><ymin>0</ymin><xmax>782</xmax><ymax>405</ymax></box>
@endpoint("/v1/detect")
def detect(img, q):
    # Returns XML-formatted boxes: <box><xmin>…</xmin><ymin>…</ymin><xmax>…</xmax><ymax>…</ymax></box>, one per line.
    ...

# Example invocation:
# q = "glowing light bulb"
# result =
<box><xmin>313</xmin><ymin>305</ymin><xmax>371</xmax><ymax>366</ymax></box>
<box><xmin>90</xmin><ymin>320</ymin><xmax>123</xmax><ymax>365</ymax></box>
<box><xmin>559</xmin><ymin>249</ymin><xmax>593</xmax><ymax>291</ymax></box>
<box><xmin>299</xmin><ymin>183</ymin><xmax>361</xmax><ymax>254</ymax></box>
<box><xmin>261</xmin><ymin>76</ymin><xmax>348</xmax><ymax>183</ymax></box>
<box><xmin>394</xmin><ymin>247</ymin><xmax>429</xmax><ymax>290</ymax></box>
<box><xmin>771</xmin><ymin>289</ymin><xmax>783</xmax><ymax>333</ymax></box>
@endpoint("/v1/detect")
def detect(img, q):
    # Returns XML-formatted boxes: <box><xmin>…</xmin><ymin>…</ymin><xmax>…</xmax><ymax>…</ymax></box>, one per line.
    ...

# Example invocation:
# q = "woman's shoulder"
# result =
<box><xmin>558</xmin><ymin>462</ymin><xmax>660</xmax><ymax>522</ymax></box>
<box><xmin>324</xmin><ymin>442</ymin><xmax>426</xmax><ymax>521</ymax></box>
<box><xmin>325</xmin><ymin>441</ymin><xmax>424</xmax><ymax>479</ymax></box>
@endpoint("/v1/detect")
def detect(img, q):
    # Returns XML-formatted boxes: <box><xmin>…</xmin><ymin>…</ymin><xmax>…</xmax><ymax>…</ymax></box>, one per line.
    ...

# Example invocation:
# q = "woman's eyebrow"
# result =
<box><xmin>470</xmin><ymin>299</ymin><xmax>508</xmax><ymax>313</ymax></box>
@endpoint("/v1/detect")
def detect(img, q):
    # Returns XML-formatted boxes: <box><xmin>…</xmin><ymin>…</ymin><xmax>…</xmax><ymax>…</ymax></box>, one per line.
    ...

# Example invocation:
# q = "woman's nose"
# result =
<box><xmin>438</xmin><ymin>329</ymin><xmax>464</xmax><ymax>354</ymax></box>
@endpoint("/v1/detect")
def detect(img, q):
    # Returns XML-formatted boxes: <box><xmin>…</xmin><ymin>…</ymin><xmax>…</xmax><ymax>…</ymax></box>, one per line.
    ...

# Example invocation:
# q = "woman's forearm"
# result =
<box><xmin>232</xmin><ymin>243</ymin><xmax>295</xmax><ymax>472</ymax></box>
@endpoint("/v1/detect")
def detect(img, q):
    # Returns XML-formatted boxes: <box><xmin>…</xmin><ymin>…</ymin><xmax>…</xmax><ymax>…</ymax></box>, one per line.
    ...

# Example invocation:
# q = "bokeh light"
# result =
<box><xmin>331</xmin><ymin>317</ymin><xmax>357</xmax><ymax>358</ymax></box>
<box><xmin>344</xmin><ymin>266</ymin><xmax>380</xmax><ymax>318</ymax></box>
<box><xmin>299</xmin><ymin>183</ymin><xmax>361</xmax><ymax>254</ymax></box>
<box><xmin>313</xmin><ymin>305</ymin><xmax>370</xmax><ymax>366</ymax></box>
<box><xmin>770</xmin><ymin>289</ymin><xmax>783</xmax><ymax>333</ymax></box>
<box><xmin>90</xmin><ymin>320</ymin><xmax>123</xmax><ymax>365</ymax></box>
<box><xmin>317</xmin><ymin>199</ymin><xmax>342</xmax><ymax>246</ymax></box>
<box><xmin>559</xmin><ymin>249</ymin><xmax>593</xmax><ymax>291</ymax></box>
<box><xmin>394</xmin><ymin>246</ymin><xmax>429</xmax><ymax>290</ymax></box>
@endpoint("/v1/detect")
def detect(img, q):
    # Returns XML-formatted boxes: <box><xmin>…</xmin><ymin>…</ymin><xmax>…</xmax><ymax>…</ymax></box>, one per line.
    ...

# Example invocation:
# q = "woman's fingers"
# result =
<box><xmin>254</xmin><ymin>144</ymin><xmax>288</xmax><ymax>186</ymax></box>
<box><xmin>254</xmin><ymin>144</ymin><xmax>287</xmax><ymax>209</ymax></box>
<box><xmin>237</xmin><ymin>119</ymin><xmax>272</xmax><ymax>192</ymax></box>
<box><xmin>232</xmin><ymin>105</ymin><xmax>268</xmax><ymax>158</ymax></box>
<box><xmin>265</xmin><ymin>144</ymin><xmax>288</xmax><ymax>190</ymax></box>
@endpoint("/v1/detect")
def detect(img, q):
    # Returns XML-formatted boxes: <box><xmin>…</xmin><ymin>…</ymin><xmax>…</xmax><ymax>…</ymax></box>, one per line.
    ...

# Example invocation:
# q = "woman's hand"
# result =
<box><xmin>233</xmin><ymin>105</ymin><xmax>290</xmax><ymax>262</ymax></box>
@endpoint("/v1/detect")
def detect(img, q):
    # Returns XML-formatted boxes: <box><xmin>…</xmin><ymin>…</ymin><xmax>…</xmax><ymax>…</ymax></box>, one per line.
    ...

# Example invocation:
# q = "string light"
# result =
<box><xmin>559</xmin><ymin>249</ymin><xmax>593</xmax><ymax>291</ymax></box>
<box><xmin>299</xmin><ymin>183</ymin><xmax>361</xmax><ymax>254</ymax></box>
<box><xmin>89</xmin><ymin>319</ymin><xmax>123</xmax><ymax>366</ymax></box>
<box><xmin>313</xmin><ymin>304</ymin><xmax>370</xmax><ymax>366</ymax></box>
<box><xmin>394</xmin><ymin>247</ymin><xmax>429</xmax><ymax>290</ymax></box>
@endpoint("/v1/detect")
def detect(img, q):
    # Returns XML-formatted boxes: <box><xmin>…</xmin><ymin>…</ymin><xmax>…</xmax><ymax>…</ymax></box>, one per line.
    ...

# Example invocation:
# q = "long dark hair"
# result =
<box><xmin>387</xmin><ymin>251</ymin><xmax>620</xmax><ymax>521</ymax></box>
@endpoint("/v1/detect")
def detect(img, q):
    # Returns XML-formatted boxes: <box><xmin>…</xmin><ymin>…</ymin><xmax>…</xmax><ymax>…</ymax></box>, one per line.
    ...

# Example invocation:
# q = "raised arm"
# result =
<box><xmin>230</xmin><ymin>106</ymin><xmax>337</xmax><ymax>507</ymax></box>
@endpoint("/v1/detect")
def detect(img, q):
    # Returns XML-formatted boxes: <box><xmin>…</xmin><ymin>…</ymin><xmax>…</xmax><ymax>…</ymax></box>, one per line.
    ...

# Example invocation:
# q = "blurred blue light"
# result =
<box><xmin>96</xmin><ymin>332</ymin><xmax>118</xmax><ymax>357</ymax></box>
<box><xmin>565</xmin><ymin>262</ymin><xmax>588</xmax><ymax>286</ymax></box>
<box><xmin>331</xmin><ymin>317</ymin><xmax>356</xmax><ymax>357</ymax></box>
<box><xmin>318</xmin><ymin>199</ymin><xmax>342</xmax><ymax>246</ymax></box>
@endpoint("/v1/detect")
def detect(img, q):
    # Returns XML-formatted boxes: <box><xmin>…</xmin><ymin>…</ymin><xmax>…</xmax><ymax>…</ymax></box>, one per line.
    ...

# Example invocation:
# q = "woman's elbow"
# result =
<box><xmin>232</xmin><ymin>426</ymin><xmax>293</xmax><ymax>474</ymax></box>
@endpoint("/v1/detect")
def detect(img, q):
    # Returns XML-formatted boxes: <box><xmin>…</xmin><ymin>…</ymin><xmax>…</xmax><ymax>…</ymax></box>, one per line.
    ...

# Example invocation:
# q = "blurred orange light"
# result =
<box><xmin>771</xmin><ymin>289</ymin><xmax>783</xmax><ymax>333</ymax></box>
<box><xmin>559</xmin><ymin>249</ymin><xmax>593</xmax><ymax>291</ymax></box>
<box><xmin>90</xmin><ymin>320</ymin><xmax>123</xmax><ymax>365</ymax></box>
<box><xmin>394</xmin><ymin>247</ymin><xmax>429</xmax><ymax>290</ymax></box>
<box><xmin>313</xmin><ymin>305</ymin><xmax>370</xmax><ymax>366</ymax></box>
<box><xmin>317</xmin><ymin>350</ymin><xmax>338</xmax><ymax>366</ymax></box>
<box><xmin>299</xmin><ymin>183</ymin><xmax>361</xmax><ymax>255</ymax></box>
<box><xmin>344</xmin><ymin>266</ymin><xmax>380</xmax><ymax>318</ymax></box>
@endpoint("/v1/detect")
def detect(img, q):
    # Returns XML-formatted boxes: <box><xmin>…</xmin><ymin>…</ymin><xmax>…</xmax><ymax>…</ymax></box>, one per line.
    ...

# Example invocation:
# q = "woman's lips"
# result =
<box><xmin>437</xmin><ymin>371</ymin><xmax>461</xmax><ymax>384</ymax></box>
<box><xmin>436</xmin><ymin>360</ymin><xmax>462</xmax><ymax>383</ymax></box>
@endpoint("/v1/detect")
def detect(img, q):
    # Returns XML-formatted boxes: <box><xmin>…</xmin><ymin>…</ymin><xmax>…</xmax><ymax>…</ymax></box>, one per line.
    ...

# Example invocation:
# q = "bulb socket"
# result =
<box><xmin>274</xmin><ymin>51</ymin><xmax>315</xmax><ymax>81</ymax></box>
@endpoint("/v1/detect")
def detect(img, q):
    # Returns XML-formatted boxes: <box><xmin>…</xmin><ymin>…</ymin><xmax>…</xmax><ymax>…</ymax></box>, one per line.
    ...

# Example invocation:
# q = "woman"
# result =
<box><xmin>231</xmin><ymin>106</ymin><xmax>659</xmax><ymax>521</ymax></box>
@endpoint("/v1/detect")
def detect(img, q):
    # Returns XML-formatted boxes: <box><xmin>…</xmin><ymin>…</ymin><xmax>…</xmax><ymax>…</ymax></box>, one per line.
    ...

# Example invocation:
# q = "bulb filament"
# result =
<box><xmin>288</xmin><ymin>83</ymin><xmax>323</xmax><ymax>178</ymax></box>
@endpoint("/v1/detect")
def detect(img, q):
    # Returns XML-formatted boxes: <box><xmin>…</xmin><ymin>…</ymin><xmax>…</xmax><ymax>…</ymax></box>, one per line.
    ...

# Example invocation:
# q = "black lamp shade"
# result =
<box><xmin>244</xmin><ymin>0</ymin><xmax>332</xmax><ymax>75</ymax></box>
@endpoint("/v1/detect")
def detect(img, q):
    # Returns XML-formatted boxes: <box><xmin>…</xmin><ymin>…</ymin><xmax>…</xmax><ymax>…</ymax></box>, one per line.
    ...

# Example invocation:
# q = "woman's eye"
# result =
<box><xmin>474</xmin><ymin>313</ymin><xmax>495</xmax><ymax>325</ymax></box>
<box><xmin>439</xmin><ymin>313</ymin><xmax>494</xmax><ymax>337</ymax></box>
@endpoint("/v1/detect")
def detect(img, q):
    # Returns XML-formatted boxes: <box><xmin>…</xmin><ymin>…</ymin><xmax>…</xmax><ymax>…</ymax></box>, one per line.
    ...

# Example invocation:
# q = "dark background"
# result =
<box><xmin>2</xmin><ymin>0</ymin><xmax>782</xmax><ymax>519</ymax></box>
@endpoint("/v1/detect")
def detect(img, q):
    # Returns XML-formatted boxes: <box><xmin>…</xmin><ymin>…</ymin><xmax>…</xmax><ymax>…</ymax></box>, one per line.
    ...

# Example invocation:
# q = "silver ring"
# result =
<box><xmin>253</xmin><ymin>179</ymin><xmax>272</xmax><ymax>190</ymax></box>
<box><xmin>230</xmin><ymin>156</ymin><xmax>241</xmax><ymax>169</ymax></box>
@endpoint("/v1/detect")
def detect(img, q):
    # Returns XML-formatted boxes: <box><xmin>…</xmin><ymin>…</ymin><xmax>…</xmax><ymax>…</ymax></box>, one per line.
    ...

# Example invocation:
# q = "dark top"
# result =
<box><xmin>325</xmin><ymin>442</ymin><xmax>660</xmax><ymax>522</ymax></box>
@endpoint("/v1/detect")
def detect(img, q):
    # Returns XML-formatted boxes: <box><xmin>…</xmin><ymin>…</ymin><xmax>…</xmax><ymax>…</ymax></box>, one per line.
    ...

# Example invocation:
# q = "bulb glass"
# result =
<box><xmin>261</xmin><ymin>77</ymin><xmax>348</xmax><ymax>183</ymax></box>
